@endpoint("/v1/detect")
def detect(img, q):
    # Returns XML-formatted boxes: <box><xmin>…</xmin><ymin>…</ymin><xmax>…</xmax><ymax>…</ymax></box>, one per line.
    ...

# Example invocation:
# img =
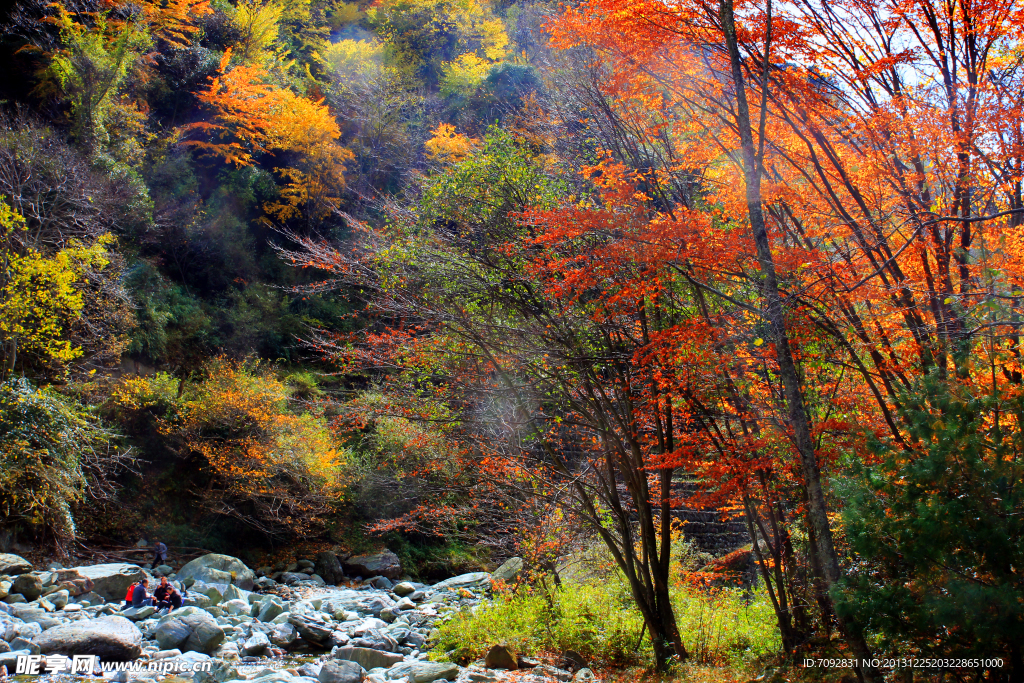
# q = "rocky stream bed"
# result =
<box><xmin>0</xmin><ymin>551</ymin><xmax>598</xmax><ymax>683</ymax></box>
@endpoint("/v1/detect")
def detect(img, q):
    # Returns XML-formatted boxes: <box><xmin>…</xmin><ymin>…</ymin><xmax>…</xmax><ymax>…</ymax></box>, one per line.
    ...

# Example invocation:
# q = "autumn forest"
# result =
<box><xmin>0</xmin><ymin>0</ymin><xmax>1020</xmax><ymax>677</ymax></box>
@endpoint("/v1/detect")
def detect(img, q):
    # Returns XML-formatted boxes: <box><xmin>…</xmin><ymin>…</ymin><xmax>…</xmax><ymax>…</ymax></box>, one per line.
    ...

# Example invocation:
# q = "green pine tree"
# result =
<box><xmin>838</xmin><ymin>375</ymin><xmax>1024</xmax><ymax>679</ymax></box>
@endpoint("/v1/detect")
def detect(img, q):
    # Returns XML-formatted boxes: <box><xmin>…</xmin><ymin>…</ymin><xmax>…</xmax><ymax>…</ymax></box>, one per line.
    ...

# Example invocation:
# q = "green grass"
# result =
<box><xmin>433</xmin><ymin>573</ymin><xmax>782</xmax><ymax>668</ymax></box>
<box><xmin>672</xmin><ymin>583</ymin><xmax>782</xmax><ymax>664</ymax></box>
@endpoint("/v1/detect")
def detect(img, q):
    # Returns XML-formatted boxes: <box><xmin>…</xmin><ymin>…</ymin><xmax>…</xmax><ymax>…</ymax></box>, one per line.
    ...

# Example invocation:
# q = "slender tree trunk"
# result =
<box><xmin>617</xmin><ymin>544</ymin><xmax>687</xmax><ymax>669</ymax></box>
<box><xmin>717</xmin><ymin>1</ymin><xmax>878</xmax><ymax>679</ymax></box>
<box><xmin>627</xmin><ymin>468</ymin><xmax>689</xmax><ymax>666</ymax></box>
<box><xmin>744</xmin><ymin>494</ymin><xmax>798</xmax><ymax>651</ymax></box>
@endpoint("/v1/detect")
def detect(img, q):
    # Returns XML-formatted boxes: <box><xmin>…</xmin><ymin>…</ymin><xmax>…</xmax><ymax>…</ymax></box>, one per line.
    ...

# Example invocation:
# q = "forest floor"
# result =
<box><xmin>601</xmin><ymin>663</ymin><xmax>764</xmax><ymax>683</ymax></box>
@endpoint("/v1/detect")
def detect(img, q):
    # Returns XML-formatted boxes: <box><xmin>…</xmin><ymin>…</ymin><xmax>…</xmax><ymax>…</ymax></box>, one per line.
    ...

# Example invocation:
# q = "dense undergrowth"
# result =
<box><xmin>434</xmin><ymin>579</ymin><xmax>780</xmax><ymax>669</ymax></box>
<box><xmin>434</xmin><ymin>541</ymin><xmax>781</xmax><ymax>669</ymax></box>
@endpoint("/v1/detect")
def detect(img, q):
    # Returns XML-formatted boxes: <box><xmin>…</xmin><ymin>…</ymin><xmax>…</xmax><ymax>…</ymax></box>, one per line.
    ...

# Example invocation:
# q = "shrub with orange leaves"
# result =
<box><xmin>114</xmin><ymin>358</ymin><xmax>348</xmax><ymax>539</ymax></box>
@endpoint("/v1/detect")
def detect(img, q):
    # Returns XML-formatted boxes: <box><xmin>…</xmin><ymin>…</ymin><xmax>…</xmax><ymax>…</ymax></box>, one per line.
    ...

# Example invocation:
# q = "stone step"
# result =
<box><xmin>668</xmin><ymin>479</ymin><xmax>750</xmax><ymax>555</ymax></box>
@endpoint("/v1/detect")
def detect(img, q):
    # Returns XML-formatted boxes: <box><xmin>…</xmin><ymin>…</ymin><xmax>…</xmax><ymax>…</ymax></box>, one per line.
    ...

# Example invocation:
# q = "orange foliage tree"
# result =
<box><xmin>114</xmin><ymin>359</ymin><xmax>348</xmax><ymax>539</ymax></box>
<box><xmin>180</xmin><ymin>51</ymin><xmax>354</xmax><ymax>223</ymax></box>
<box><xmin>541</xmin><ymin>0</ymin><xmax>1024</xmax><ymax>671</ymax></box>
<box><xmin>275</xmin><ymin>0</ymin><xmax>1024</xmax><ymax>670</ymax></box>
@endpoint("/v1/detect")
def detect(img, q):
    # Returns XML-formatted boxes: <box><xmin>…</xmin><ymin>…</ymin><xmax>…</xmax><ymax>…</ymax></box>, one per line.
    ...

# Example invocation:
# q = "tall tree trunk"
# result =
<box><xmin>622</xmin><ymin>557</ymin><xmax>687</xmax><ymax>668</ymax></box>
<box><xmin>717</xmin><ymin>0</ymin><xmax>879</xmax><ymax>679</ymax></box>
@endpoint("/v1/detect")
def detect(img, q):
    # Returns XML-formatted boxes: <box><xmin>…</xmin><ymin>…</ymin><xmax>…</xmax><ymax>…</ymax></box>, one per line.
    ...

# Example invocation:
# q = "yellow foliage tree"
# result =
<box><xmin>368</xmin><ymin>0</ymin><xmax>508</xmax><ymax>87</ymax></box>
<box><xmin>0</xmin><ymin>200</ymin><xmax>116</xmax><ymax>380</ymax></box>
<box><xmin>322</xmin><ymin>39</ymin><xmax>385</xmax><ymax>81</ymax></box>
<box><xmin>439</xmin><ymin>52</ymin><xmax>492</xmax><ymax>97</ymax></box>
<box><xmin>424</xmin><ymin>123</ymin><xmax>477</xmax><ymax>162</ymax></box>
<box><xmin>232</xmin><ymin>0</ymin><xmax>283</xmax><ymax>62</ymax></box>
<box><xmin>114</xmin><ymin>359</ymin><xmax>347</xmax><ymax>538</ymax></box>
<box><xmin>264</xmin><ymin>94</ymin><xmax>355</xmax><ymax>222</ymax></box>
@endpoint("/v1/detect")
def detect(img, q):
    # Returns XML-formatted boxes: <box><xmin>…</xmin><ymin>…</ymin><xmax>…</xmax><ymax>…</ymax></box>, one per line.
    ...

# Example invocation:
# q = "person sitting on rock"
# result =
<box><xmin>132</xmin><ymin>578</ymin><xmax>155</xmax><ymax>607</ymax></box>
<box><xmin>166</xmin><ymin>584</ymin><xmax>183</xmax><ymax>610</ymax></box>
<box><xmin>154</xmin><ymin>576</ymin><xmax>182</xmax><ymax>611</ymax></box>
<box><xmin>123</xmin><ymin>581</ymin><xmax>139</xmax><ymax>609</ymax></box>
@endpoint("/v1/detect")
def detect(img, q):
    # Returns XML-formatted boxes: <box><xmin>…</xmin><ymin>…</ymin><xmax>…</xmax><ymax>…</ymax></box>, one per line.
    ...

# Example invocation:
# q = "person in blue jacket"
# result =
<box><xmin>132</xmin><ymin>578</ymin><xmax>155</xmax><ymax>607</ymax></box>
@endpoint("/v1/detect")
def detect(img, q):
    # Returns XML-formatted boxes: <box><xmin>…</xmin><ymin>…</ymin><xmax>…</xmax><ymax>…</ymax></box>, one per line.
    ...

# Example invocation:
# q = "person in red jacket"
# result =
<box><xmin>123</xmin><ymin>582</ymin><xmax>138</xmax><ymax>609</ymax></box>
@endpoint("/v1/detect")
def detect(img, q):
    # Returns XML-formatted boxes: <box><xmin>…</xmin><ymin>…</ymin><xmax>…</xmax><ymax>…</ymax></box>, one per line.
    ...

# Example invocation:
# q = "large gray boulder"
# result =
<box><xmin>196</xmin><ymin>582</ymin><xmax>229</xmax><ymax>605</ymax></box>
<box><xmin>256</xmin><ymin>597</ymin><xmax>284</xmax><ymax>622</ymax></box>
<box><xmin>222</xmin><ymin>583</ymin><xmax>251</xmax><ymax>603</ymax></box>
<box><xmin>12</xmin><ymin>604</ymin><xmax>60</xmax><ymax>630</ymax></box>
<box><xmin>154</xmin><ymin>611</ymin><xmax>225</xmax><ymax>653</ymax></box>
<box><xmin>297</xmin><ymin>664</ymin><xmax>322</xmax><ymax>679</ymax></box>
<box><xmin>221</xmin><ymin>599</ymin><xmax>250</xmax><ymax>616</ymax></box>
<box><xmin>154</xmin><ymin>619</ymin><xmax>191</xmax><ymax>650</ymax></box>
<box><xmin>120</xmin><ymin>606</ymin><xmax>157</xmax><ymax>621</ymax></box>
<box><xmin>183</xmin><ymin>591</ymin><xmax>212</xmax><ymax>609</ymax></box>
<box><xmin>484</xmin><ymin>644</ymin><xmax>518</xmax><ymax>670</ymax></box>
<box><xmin>431</xmin><ymin>572</ymin><xmax>491</xmax><ymax>590</ymax></box>
<box><xmin>319</xmin><ymin>660</ymin><xmax>362</xmax><ymax>683</ymax></box>
<box><xmin>242</xmin><ymin>632</ymin><xmax>270</xmax><ymax>656</ymax></box>
<box><xmin>314</xmin><ymin>552</ymin><xmax>345</xmax><ymax>585</ymax></box>
<box><xmin>69</xmin><ymin>564</ymin><xmax>146</xmax><ymax>601</ymax></box>
<box><xmin>9</xmin><ymin>636</ymin><xmax>39</xmax><ymax>655</ymax></box>
<box><xmin>269</xmin><ymin>623</ymin><xmax>298</xmax><ymax>648</ymax></box>
<box><xmin>341</xmin><ymin>550</ymin><xmax>401</xmax><ymax>580</ymax></box>
<box><xmin>0</xmin><ymin>651</ymin><xmax>33</xmax><ymax>673</ymax></box>
<box><xmin>392</xmin><ymin>582</ymin><xmax>415</xmax><ymax>597</ymax></box>
<box><xmin>48</xmin><ymin>589</ymin><xmax>69</xmax><ymax>610</ymax></box>
<box><xmin>176</xmin><ymin>554</ymin><xmax>255</xmax><ymax>590</ymax></box>
<box><xmin>332</xmin><ymin>646</ymin><xmax>403</xmax><ymax>670</ymax></box>
<box><xmin>492</xmin><ymin>557</ymin><xmax>523</xmax><ymax>583</ymax></box>
<box><xmin>385</xmin><ymin>661</ymin><xmax>460</xmax><ymax>683</ymax></box>
<box><xmin>288</xmin><ymin>614</ymin><xmax>332</xmax><ymax>644</ymax></box>
<box><xmin>0</xmin><ymin>554</ymin><xmax>31</xmax><ymax>575</ymax></box>
<box><xmin>350</xmin><ymin>628</ymin><xmax>397</xmax><ymax>652</ymax></box>
<box><xmin>12</xmin><ymin>574</ymin><xmax>41</xmax><ymax>601</ymax></box>
<box><xmin>32</xmin><ymin>616</ymin><xmax>143</xmax><ymax>660</ymax></box>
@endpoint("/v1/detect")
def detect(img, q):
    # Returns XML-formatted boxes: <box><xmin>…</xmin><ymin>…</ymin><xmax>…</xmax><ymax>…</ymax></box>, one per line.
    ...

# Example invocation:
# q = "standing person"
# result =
<box><xmin>132</xmin><ymin>578</ymin><xmax>155</xmax><ymax>607</ymax></box>
<box><xmin>152</xmin><ymin>541</ymin><xmax>167</xmax><ymax>568</ymax></box>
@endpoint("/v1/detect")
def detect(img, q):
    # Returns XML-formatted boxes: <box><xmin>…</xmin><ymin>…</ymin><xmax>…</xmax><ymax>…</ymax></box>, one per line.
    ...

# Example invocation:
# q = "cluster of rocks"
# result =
<box><xmin>0</xmin><ymin>551</ymin><xmax>590</xmax><ymax>683</ymax></box>
<box><xmin>251</xmin><ymin>550</ymin><xmax>401</xmax><ymax>590</ymax></box>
